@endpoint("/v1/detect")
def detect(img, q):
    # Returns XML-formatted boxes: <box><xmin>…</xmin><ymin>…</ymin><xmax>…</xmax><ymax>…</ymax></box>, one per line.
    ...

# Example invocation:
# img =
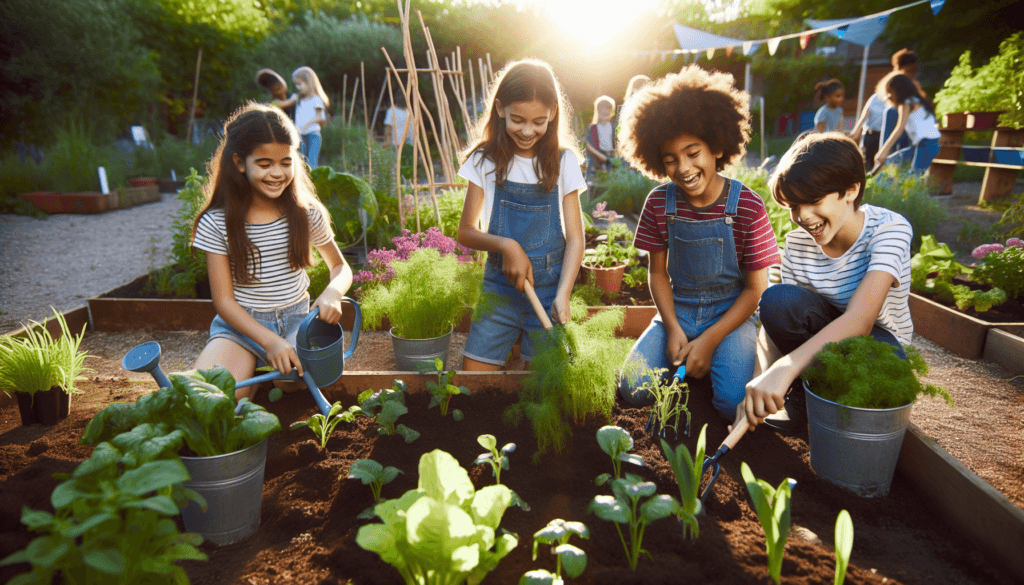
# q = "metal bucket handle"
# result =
<box><xmin>295</xmin><ymin>298</ymin><xmax>362</xmax><ymax>360</ymax></box>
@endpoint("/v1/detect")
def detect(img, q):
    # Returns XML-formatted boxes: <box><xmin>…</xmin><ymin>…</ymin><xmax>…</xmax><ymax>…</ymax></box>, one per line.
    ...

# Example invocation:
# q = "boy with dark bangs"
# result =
<box><xmin>617</xmin><ymin>65</ymin><xmax>780</xmax><ymax>422</ymax></box>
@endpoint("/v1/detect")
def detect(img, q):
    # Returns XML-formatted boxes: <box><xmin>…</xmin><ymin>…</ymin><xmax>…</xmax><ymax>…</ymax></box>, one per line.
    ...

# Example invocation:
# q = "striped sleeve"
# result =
<box><xmin>633</xmin><ymin>185</ymin><xmax>669</xmax><ymax>252</ymax></box>
<box><xmin>735</xmin><ymin>188</ymin><xmax>781</xmax><ymax>271</ymax></box>
<box><xmin>193</xmin><ymin>211</ymin><xmax>227</xmax><ymax>256</ymax></box>
<box><xmin>308</xmin><ymin>206</ymin><xmax>334</xmax><ymax>247</ymax></box>
<box><xmin>867</xmin><ymin>217</ymin><xmax>913</xmax><ymax>286</ymax></box>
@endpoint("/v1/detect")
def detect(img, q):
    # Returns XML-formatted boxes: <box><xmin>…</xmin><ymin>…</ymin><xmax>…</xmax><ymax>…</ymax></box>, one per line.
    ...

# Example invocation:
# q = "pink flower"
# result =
<box><xmin>591</xmin><ymin>201</ymin><xmax>621</xmax><ymax>222</ymax></box>
<box><xmin>972</xmin><ymin>243</ymin><xmax>1006</xmax><ymax>259</ymax></box>
<box><xmin>1006</xmin><ymin>238</ymin><xmax>1024</xmax><ymax>248</ymax></box>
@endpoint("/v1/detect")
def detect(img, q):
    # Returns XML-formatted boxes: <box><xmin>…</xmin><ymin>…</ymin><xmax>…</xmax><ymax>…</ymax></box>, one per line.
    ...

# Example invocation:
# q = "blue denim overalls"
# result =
<box><xmin>619</xmin><ymin>178</ymin><xmax>758</xmax><ymax>419</ymax></box>
<box><xmin>462</xmin><ymin>178</ymin><xmax>565</xmax><ymax>365</ymax></box>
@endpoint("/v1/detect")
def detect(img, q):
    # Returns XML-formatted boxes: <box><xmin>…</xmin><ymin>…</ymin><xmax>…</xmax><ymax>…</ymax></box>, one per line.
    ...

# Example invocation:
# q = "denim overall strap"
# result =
<box><xmin>665</xmin><ymin>178</ymin><xmax>745</xmax><ymax>299</ymax></box>
<box><xmin>485</xmin><ymin>179</ymin><xmax>565</xmax><ymax>288</ymax></box>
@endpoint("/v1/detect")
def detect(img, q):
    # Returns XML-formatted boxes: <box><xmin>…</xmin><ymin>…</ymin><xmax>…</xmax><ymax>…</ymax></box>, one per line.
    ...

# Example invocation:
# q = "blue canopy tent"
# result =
<box><xmin>806</xmin><ymin>17</ymin><xmax>888</xmax><ymax>117</ymax></box>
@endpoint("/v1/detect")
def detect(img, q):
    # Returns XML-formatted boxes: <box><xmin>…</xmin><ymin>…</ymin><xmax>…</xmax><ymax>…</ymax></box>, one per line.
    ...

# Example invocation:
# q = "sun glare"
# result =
<box><xmin>543</xmin><ymin>0</ymin><xmax>658</xmax><ymax>47</ymax></box>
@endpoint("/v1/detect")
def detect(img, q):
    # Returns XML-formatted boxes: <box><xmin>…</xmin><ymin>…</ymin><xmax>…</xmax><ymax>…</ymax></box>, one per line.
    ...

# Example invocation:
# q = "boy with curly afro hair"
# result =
<box><xmin>617</xmin><ymin>66</ymin><xmax>781</xmax><ymax>423</ymax></box>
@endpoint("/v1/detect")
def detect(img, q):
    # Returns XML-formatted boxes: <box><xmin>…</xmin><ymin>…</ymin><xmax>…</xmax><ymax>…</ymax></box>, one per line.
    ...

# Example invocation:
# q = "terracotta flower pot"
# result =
<box><xmin>128</xmin><ymin>176</ymin><xmax>158</xmax><ymax>187</ymax></box>
<box><xmin>965</xmin><ymin>111</ymin><xmax>1005</xmax><ymax>131</ymax></box>
<box><xmin>583</xmin><ymin>263</ymin><xmax>626</xmax><ymax>295</ymax></box>
<box><xmin>942</xmin><ymin>112</ymin><xmax>968</xmax><ymax>130</ymax></box>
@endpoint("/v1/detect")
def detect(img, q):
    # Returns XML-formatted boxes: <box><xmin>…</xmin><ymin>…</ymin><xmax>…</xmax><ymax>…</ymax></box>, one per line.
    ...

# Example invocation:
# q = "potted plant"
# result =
<box><xmin>801</xmin><ymin>335</ymin><xmax>953</xmax><ymax>497</ymax></box>
<box><xmin>0</xmin><ymin>310</ymin><xmax>90</xmax><ymax>426</ymax></box>
<box><xmin>80</xmin><ymin>366</ymin><xmax>283</xmax><ymax>545</ymax></box>
<box><xmin>360</xmin><ymin>245</ymin><xmax>482</xmax><ymax>371</ymax></box>
<box><xmin>935</xmin><ymin>33</ymin><xmax>1024</xmax><ymax>130</ymax></box>
<box><xmin>582</xmin><ymin>224</ymin><xmax>639</xmax><ymax>296</ymax></box>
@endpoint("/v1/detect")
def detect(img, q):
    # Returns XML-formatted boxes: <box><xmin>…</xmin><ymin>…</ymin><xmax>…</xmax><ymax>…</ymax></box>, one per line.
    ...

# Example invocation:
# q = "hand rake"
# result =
<box><xmin>698</xmin><ymin>415</ymin><xmax>750</xmax><ymax>506</ymax></box>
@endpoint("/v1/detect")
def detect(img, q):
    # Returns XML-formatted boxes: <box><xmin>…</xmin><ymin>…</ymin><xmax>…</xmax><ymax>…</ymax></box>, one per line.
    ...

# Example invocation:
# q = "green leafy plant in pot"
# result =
<box><xmin>801</xmin><ymin>336</ymin><xmax>953</xmax><ymax>497</ymax></box>
<box><xmin>0</xmin><ymin>309</ymin><xmax>90</xmax><ymax>426</ymax></box>
<box><xmin>582</xmin><ymin>226</ymin><xmax>639</xmax><ymax>296</ymax></box>
<box><xmin>80</xmin><ymin>366</ymin><xmax>283</xmax><ymax>545</ymax></box>
<box><xmin>360</xmin><ymin>247</ymin><xmax>482</xmax><ymax>370</ymax></box>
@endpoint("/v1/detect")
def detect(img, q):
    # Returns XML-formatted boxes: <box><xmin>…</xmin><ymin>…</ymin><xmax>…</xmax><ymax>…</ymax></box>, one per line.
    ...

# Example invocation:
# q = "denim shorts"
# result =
<box><xmin>208</xmin><ymin>295</ymin><xmax>310</xmax><ymax>367</ymax></box>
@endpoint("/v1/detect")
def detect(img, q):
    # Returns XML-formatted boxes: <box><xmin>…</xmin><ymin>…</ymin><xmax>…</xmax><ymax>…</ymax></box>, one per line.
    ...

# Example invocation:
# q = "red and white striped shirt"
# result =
<box><xmin>634</xmin><ymin>181</ymin><xmax>781</xmax><ymax>272</ymax></box>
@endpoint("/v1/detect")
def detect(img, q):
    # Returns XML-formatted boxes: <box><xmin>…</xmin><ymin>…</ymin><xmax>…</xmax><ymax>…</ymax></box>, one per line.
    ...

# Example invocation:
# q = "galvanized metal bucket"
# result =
<box><xmin>805</xmin><ymin>381</ymin><xmax>914</xmax><ymax>497</ymax></box>
<box><xmin>180</xmin><ymin>438</ymin><xmax>268</xmax><ymax>546</ymax></box>
<box><xmin>390</xmin><ymin>325</ymin><xmax>453</xmax><ymax>371</ymax></box>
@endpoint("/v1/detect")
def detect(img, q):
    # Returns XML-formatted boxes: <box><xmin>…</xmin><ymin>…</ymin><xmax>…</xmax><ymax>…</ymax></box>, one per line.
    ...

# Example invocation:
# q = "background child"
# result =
<box><xmin>617</xmin><ymin>66</ymin><xmax>780</xmax><ymax>421</ymax></box>
<box><xmin>814</xmin><ymin>79</ymin><xmax>845</xmax><ymax>133</ymax></box>
<box><xmin>456</xmin><ymin>59</ymin><xmax>587</xmax><ymax>371</ymax></box>
<box><xmin>873</xmin><ymin>72</ymin><xmax>941</xmax><ymax>174</ymax></box>
<box><xmin>585</xmin><ymin>95</ymin><xmax>616</xmax><ymax>185</ymax></box>
<box><xmin>850</xmin><ymin>48</ymin><xmax>921</xmax><ymax>167</ymax></box>
<box><xmin>290</xmin><ymin>66</ymin><xmax>330</xmax><ymax>169</ymax></box>
<box><xmin>255</xmin><ymin>68</ymin><xmax>295</xmax><ymax>123</ymax></box>
<box><xmin>742</xmin><ymin>132</ymin><xmax>913</xmax><ymax>433</ymax></box>
<box><xmin>191</xmin><ymin>102</ymin><xmax>353</xmax><ymax>402</ymax></box>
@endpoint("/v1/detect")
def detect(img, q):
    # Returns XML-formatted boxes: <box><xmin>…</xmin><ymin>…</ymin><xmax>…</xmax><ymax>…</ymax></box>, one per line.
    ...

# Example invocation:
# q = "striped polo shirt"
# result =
<box><xmin>193</xmin><ymin>206</ymin><xmax>334</xmax><ymax>310</ymax></box>
<box><xmin>781</xmin><ymin>204</ymin><xmax>913</xmax><ymax>345</ymax></box>
<box><xmin>633</xmin><ymin>180</ymin><xmax>781</xmax><ymax>272</ymax></box>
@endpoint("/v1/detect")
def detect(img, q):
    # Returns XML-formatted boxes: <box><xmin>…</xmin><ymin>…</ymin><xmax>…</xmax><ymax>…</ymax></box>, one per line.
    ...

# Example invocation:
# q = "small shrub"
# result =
<box><xmin>971</xmin><ymin>239</ymin><xmax>1024</xmax><ymax>299</ymax></box>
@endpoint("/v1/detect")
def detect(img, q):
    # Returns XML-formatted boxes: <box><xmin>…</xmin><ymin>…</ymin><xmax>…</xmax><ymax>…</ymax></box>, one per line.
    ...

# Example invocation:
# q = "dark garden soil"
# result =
<box><xmin>98</xmin><ymin>270</ymin><xmax>212</xmax><ymax>300</ymax></box>
<box><xmin>0</xmin><ymin>376</ymin><xmax>1015</xmax><ymax>585</ymax></box>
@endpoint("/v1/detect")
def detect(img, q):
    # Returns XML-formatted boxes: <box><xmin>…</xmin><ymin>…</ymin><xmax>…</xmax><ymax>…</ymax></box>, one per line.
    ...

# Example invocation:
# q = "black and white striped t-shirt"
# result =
<box><xmin>194</xmin><ymin>206</ymin><xmax>334</xmax><ymax>310</ymax></box>
<box><xmin>781</xmin><ymin>204</ymin><xmax>913</xmax><ymax>345</ymax></box>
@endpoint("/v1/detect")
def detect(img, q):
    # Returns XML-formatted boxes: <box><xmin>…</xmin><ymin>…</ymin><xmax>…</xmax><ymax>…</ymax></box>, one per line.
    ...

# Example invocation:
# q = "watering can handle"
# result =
<box><xmin>523</xmin><ymin>281</ymin><xmax>553</xmax><ymax>330</ymax></box>
<box><xmin>296</xmin><ymin>298</ymin><xmax>362</xmax><ymax>359</ymax></box>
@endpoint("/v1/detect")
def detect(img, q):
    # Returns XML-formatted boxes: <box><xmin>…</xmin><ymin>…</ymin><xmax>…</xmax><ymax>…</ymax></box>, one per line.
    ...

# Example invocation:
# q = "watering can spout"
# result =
<box><xmin>122</xmin><ymin>341</ymin><xmax>173</xmax><ymax>389</ymax></box>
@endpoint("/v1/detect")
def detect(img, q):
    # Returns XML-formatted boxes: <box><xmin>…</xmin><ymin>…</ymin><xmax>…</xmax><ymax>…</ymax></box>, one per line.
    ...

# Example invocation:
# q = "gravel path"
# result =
<box><xmin>0</xmin><ymin>193</ymin><xmax>183</xmax><ymax>333</ymax></box>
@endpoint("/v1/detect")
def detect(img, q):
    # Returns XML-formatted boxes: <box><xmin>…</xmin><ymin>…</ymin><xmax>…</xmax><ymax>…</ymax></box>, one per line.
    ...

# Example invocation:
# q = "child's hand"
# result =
<box><xmin>665</xmin><ymin>328</ymin><xmax>689</xmax><ymax>367</ymax></box>
<box><xmin>313</xmin><ymin>289</ymin><xmax>344</xmax><ymax>324</ymax></box>
<box><xmin>743</xmin><ymin>366</ymin><xmax>791</xmax><ymax>427</ymax></box>
<box><xmin>266</xmin><ymin>335</ymin><xmax>303</xmax><ymax>378</ymax></box>
<box><xmin>550</xmin><ymin>293</ymin><xmax>571</xmax><ymax>325</ymax></box>
<box><xmin>677</xmin><ymin>335</ymin><xmax>715</xmax><ymax>379</ymax></box>
<box><xmin>500</xmin><ymin>239</ymin><xmax>533</xmax><ymax>292</ymax></box>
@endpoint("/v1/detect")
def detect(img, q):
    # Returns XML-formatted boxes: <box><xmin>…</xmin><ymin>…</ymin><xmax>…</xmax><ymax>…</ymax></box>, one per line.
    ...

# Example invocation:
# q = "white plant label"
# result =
<box><xmin>98</xmin><ymin>166</ymin><xmax>109</xmax><ymax>194</ymax></box>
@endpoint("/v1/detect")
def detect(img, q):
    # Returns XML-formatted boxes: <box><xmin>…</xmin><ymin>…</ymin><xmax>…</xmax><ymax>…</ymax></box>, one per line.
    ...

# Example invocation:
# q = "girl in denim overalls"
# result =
<box><xmin>615</xmin><ymin>66</ymin><xmax>781</xmax><ymax>421</ymax></box>
<box><xmin>457</xmin><ymin>59</ymin><xmax>587</xmax><ymax>370</ymax></box>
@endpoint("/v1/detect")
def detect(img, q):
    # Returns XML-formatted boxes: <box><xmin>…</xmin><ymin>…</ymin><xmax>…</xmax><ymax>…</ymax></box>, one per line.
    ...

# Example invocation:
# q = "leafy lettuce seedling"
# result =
<box><xmin>290</xmin><ymin>401</ymin><xmax>346</xmax><ymax>449</ymax></box>
<box><xmin>741</xmin><ymin>462</ymin><xmax>796</xmax><ymax>585</ymax></box>
<box><xmin>356</xmin><ymin>449</ymin><xmax>518</xmax><ymax>585</ymax></box>
<box><xmin>834</xmin><ymin>509</ymin><xmax>854</xmax><ymax>585</ymax></box>
<box><xmin>587</xmin><ymin>473</ymin><xmax>679</xmax><ymax>571</ymax></box>
<box><xmin>660</xmin><ymin>423</ymin><xmax>707</xmax><ymax>539</ymax></box>
<box><xmin>348</xmin><ymin>458</ymin><xmax>403</xmax><ymax>503</ymax></box>
<box><xmin>594</xmin><ymin>425</ymin><xmax>644</xmax><ymax>486</ymax></box>
<box><xmin>340</xmin><ymin>381</ymin><xmax>420</xmax><ymax>443</ymax></box>
<box><xmin>474</xmin><ymin>434</ymin><xmax>516</xmax><ymax>486</ymax></box>
<box><xmin>417</xmin><ymin>357</ymin><xmax>470</xmax><ymax>417</ymax></box>
<box><xmin>520</xmin><ymin>519</ymin><xmax>589</xmax><ymax>584</ymax></box>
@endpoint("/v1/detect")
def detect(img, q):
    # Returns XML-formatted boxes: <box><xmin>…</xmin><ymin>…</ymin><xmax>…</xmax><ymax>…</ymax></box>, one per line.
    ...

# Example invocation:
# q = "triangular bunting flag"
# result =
<box><xmin>726</xmin><ymin>45</ymin><xmax>735</xmax><ymax>58</ymax></box>
<box><xmin>768</xmin><ymin>37</ymin><xmax>781</xmax><ymax>56</ymax></box>
<box><xmin>930</xmin><ymin>0</ymin><xmax>945</xmax><ymax>15</ymax></box>
<box><xmin>743</xmin><ymin>42</ymin><xmax>761</xmax><ymax>56</ymax></box>
<box><xmin>836</xmin><ymin>25</ymin><xmax>849</xmax><ymax>39</ymax></box>
<box><xmin>878</xmin><ymin>14</ymin><xmax>889</xmax><ymax>26</ymax></box>
<box><xmin>707</xmin><ymin>48</ymin><xmax>715</xmax><ymax>60</ymax></box>
<box><xmin>800</xmin><ymin>34</ymin><xmax>812</xmax><ymax>50</ymax></box>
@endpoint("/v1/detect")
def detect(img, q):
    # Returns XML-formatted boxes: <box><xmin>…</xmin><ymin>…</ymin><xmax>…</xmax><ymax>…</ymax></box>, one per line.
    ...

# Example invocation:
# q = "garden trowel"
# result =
<box><xmin>523</xmin><ymin>280</ymin><xmax>574</xmax><ymax>363</ymax></box>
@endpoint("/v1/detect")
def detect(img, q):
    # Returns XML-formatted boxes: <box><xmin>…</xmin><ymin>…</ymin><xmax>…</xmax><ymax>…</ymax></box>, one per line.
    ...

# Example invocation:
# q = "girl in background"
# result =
<box><xmin>873</xmin><ymin>72</ymin><xmax>941</xmax><ymax>174</ymax></box>
<box><xmin>191</xmin><ymin>102</ymin><xmax>352</xmax><ymax>402</ymax></box>
<box><xmin>255</xmin><ymin>68</ymin><xmax>295</xmax><ymax>123</ymax></box>
<box><xmin>850</xmin><ymin>49</ymin><xmax>921</xmax><ymax>167</ymax></box>
<box><xmin>457</xmin><ymin>59</ymin><xmax>587</xmax><ymax>371</ymax></box>
<box><xmin>814</xmin><ymin>79</ymin><xmax>845</xmax><ymax>133</ymax></box>
<box><xmin>289</xmin><ymin>66</ymin><xmax>330</xmax><ymax>169</ymax></box>
<box><xmin>585</xmin><ymin>95</ymin><xmax>616</xmax><ymax>184</ymax></box>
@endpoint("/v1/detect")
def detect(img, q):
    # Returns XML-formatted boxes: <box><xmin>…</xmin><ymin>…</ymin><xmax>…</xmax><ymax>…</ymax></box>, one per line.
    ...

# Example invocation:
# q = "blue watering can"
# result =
<box><xmin>122</xmin><ymin>299</ymin><xmax>361</xmax><ymax>417</ymax></box>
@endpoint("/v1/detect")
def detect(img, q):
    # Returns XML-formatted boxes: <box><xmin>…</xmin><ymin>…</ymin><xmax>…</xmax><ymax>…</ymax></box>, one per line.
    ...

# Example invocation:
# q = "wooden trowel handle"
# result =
<box><xmin>523</xmin><ymin>281</ymin><xmax>553</xmax><ymax>330</ymax></box>
<box><xmin>721</xmin><ymin>415</ymin><xmax>750</xmax><ymax>451</ymax></box>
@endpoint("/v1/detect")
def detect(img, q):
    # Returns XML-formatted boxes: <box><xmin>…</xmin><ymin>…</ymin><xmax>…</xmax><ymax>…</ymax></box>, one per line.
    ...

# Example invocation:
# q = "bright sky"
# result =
<box><xmin>542</xmin><ymin>0</ymin><xmax>659</xmax><ymax>46</ymax></box>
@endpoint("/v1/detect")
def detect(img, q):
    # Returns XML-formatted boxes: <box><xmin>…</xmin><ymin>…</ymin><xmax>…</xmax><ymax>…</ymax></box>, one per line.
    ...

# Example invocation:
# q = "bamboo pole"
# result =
<box><xmin>417</xmin><ymin>14</ymin><xmax>459</xmax><ymax>174</ymax></box>
<box><xmin>486</xmin><ymin>53</ymin><xmax>494</xmax><ymax>83</ymax></box>
<box><xmin>348</xmin><ymin>77</ymin><xmax>360</xmax><ymax>125</ymax></box>
<box><xmin>455</xmin><ymin>46</ymin><xmax>472</xmax><ymax>130</ymax></box>
<box><xmin>445</xmin><ymin>55</ymin><xmax>471</xmax><ymax>149</ymax></box>
<box><xmin>468</xmin><ymin>59</ymin><xmax>478</xmax><ymax>127</ymax></box>
<box><xmin>383</xmin><ymin>71</ymin><xmax>406</xmax><ymax>229</ymax></box>
<box><xmin>185</xmin><ymin>48</ymin><xmax>202</xmax><ymax>143</ymax></box>
<box><xmin>370</xmin><ymin>76</ymin><xmax>388</xmax><ymax>133</ymax></box>
<box><xmin>361</xmin><ymin>62</ymin><xmax>372</xmax><ymax>180</ymax></box>
<box><xmin>478</xmin><ymin>58</ymin><xmax>487</xmax><ymax>98</ymax></box>
<box><xmin>341</xmin><ymin>74</ymin><xmax>348</xmax><ymax>126</ymax></box>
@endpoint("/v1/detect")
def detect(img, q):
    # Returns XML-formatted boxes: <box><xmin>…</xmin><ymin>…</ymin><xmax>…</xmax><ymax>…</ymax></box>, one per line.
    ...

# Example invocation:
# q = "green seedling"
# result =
<box><xmin>473</xmin><ymin>434</ymin><xmax>516</xmax><ymax>486</ymax></box>
<box><xmin>834</xmin><ymin>509</ymin><xmax>854</xmax><ymax>585</ymax></box>
<box><xmin>521</xmin><ymin>518</ymin><xmax>589</xmax><ymax>584</ymax></box>
<box><xmin>357</xmin><ymin>450</ymin><xmax>518</xmax><ymax>585</ymax></box>
<box><xmin>348</xmin><ymin>458</ymin><xmax>403</xmax><ymax>503</ymax></box>
<box><xmin>290</xmin><ymin>401</ymin><xmax>346</xmax><ymax>449</ymax></box>
<box><xmin>340</xmin><ymin>380</ymin><xmax>420</xmax><ymax>443</ymax></box>
<box><xmin>587</xmin><ymin>473</ymin><xmax>679</xmax><ymax>571</ymax></box>
<box><xmin>659</xmin><ymin>423</ymin><xmax>708</xmax><ymax>539</ymax></box>
<box><xmin>416</xmin><ymin>357</ymin><xmax>469</xmax><ymax>417</ymax></box>
<box><xmin>594</xmin><ymin>425</ymin><xmax>644</xmax><ymax>486</ymax></box>
<box><xmin>740</xmin><ymin>462</ymin><xmax>796</xmax><ymax>585</ymax></box>
<box><xmin>627</xmin><ymin>364</ymin><xmax>690</xmax><ymax>441</ymax></box>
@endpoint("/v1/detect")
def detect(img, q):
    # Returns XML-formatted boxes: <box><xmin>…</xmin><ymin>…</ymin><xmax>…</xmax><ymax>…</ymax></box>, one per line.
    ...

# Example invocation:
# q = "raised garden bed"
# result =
<box><xmin>908</xmin><ymin>292</ymin><xmax>1024</xmax><ymax>363</ymax></box>
<box><xmin>1</xmin><ymin>374</ymin><xmax>1020</xmax><ymax>584</ymax></box>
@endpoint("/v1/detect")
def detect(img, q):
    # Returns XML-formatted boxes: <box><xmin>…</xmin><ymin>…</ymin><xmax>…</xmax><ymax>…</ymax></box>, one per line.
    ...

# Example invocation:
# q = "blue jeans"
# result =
<box><xmin>759</xmin><ymin>284</ymin><xmax>904</xmax><ymax>358</ymax></box>
<box><xmin>886</xmin><ymin>137</ymin><xmax>940</xmax><ymax>174</ymax></box>
<box><xmin>208</xmin><ymin>296</ymin><xmax>310</xmax><ymax>367</ymax></box>
<box><xmin>300</xmin><ymin>133</ymin><xmax>321</xmax><ymax>170</ymax></box>
<box><xmin>618</xmin><ymin>296</ymin><xmax>758</xmax><ymax>420</ymax></box>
